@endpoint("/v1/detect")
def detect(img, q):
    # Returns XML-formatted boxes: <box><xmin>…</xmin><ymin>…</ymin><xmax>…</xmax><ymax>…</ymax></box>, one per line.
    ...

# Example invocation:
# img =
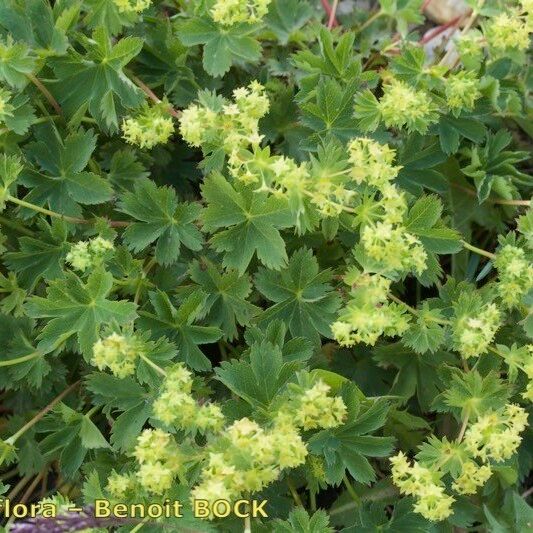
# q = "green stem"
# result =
<box><xmin>0</xmin><ymin>351</ymin><xmax>41</xmax><ymax>368</ymax></box>
<box><xmin>139</xmin><ymin>353</ymin><xmax>167</xmax><ymax>377</ymax></box>
<box><xmin>26</xmin><ymin>74</ymin><xmax>63</xmax><ymax>117</ymax></box>
<box><xmin>343</xmin><ymin>475</ymin><xmax>361</xmax><ymax>505</ymax></box>
<box><xmin>309</xmin><ymin>489</ymin><xmax>317</xmax><ymax>512</ymax></box>
<box><xmin>6</xmin><ymin>381</ymin><xmax>80</xmax><ymax>445</ymax></box>
<box><xmin>0</xmin><ymin>214</ymin><xmax>35</xmax><ymax>236</ymax></box>
<box><xmin>244</xmin><ymin>514</ymin><xmax>251</xmax><ymax>533</ymax></box>
<box><xmin>457</xmin><ymin>413</ymin><xmax>470</xmax><ymax>442</ymax></box>
<box><xmin>461</xmin><ymin>240</ymin><xmax>496</xmax><ymax>260</ymax></box>
<box><xmin>287</xmin><ymin>478</ymin><xmax>304</xmax><ymax>507</ymax></box>
<box><xmin>7</xmin><ymin>195</ymin><xmax>130</xmax><ymax>228</ymax></box>
<box><xmin>356</xmin><ymin>10</ymin><xmax>384</xmax><ymax>33</ymax></box>
<box><xmin>7</xmin><ymin>195</ymin><xmax>87</xmax><ymax>225</ymax></box>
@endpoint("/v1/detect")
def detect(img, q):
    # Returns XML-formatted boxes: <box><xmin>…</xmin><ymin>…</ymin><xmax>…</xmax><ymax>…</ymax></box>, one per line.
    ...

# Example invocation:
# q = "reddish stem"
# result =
<box><xmin>420</xmin><ymin>15</ymin><xmax>462</xmax><ymax>44</ymax></box>
<box><xmin>130</xmin><ymin>74</ymin><xmax>181</xmax><ymax>119</ymax></box>
<box><xmin>320</xmin><ymin>0</ymin><xmax>339</xmax><ymax>27</ymax></box>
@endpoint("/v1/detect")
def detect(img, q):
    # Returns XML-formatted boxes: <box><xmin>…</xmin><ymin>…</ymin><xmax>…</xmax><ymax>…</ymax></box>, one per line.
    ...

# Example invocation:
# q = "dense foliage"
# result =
<box><xmin>0</xmin><ymin>0</ymin><xmax>532</xmax><ymax>531</ymax></box>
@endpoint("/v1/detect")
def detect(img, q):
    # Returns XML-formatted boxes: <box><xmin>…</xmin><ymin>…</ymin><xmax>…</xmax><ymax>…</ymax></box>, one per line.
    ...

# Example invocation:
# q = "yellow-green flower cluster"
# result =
<box><xmin>361</xmin><ymin>222</ymin><xmax>428</xmax><ymax>275</ymax></box>
<box><xmin>484</xmin><ymin>11</ymin><xmax>531</xmax><ymax>54</ymax></box>
<box><xmin>179</xmin><ymin>81</ymin><xmax>269</xmax><ymax>154</ymax></box>
<box><xmin>65</xmin><ymin>236</ymin><xmax>114</xmax><ymax>272</ymax></box>
<box><xmin>153</xmin><ymin>363</ymin><xmax>225</xmax><ymax>434</ymax></box>
<box><xmin>451</xmin><ymin>461</ymin><xmax>492</xmax><ymax>495</ymax></box>
<box><xmin>464</xmin><ymin>404</ymin><xmax>528</xmax><ymax>462</ymax></box>
<box><xmin>229</xmin><ymin>145</ymin><xmax>355</xmax><ymax>220</ymax></box>
<box><xmin>390</xmin><ymin>452</ymin><xmax>455</xmax><ymax>522</ymax></box>
<box><xmin>494</xmin><ymin>244</ymin><xmax>533</xmax><ymax>308</ymax></box>
<box><xmin>332</xmin><ymin>270</ymin><xmax>410</xmax><ymax>346</ymax></box>
<box><xmin>122</xmin><ymin>102</ymin><xmax>174</xmax><ymax>149</ymax></box>
<box><xmin>393</xmin><ymin>402</ymin><xmax>529</xmax><ymax>522</ymax></box>
<box><xmin>189</xmin><ymin>380</ymin><xmax>345</xmax><ymax>513</ymax></box>
<box><xmin>191</xmin><ymin>416</ymin><xmax>308</xmax><ymax>511</ymax></box>
<box><xmin>107</xmin><ymin>471</ymin><xmax>136</xmax><ymax>499</ymax></box>
<box><xmin>377</xmin><ymin>79</ymin><xmax>438</xmax><ymax>134</ymax></box>
<box><xmin>92</xmin><ymin>332</ymin><xmax>140</xmax><ymax>378</ymax></box>
<box><xmin>445</xmin><ymin>71</ymin><xmax>481</xmax><ymax>115</ymax></box>
<box><xmin>452</xmin><ymin>302</ymin><xmax>501</xmax><ymax>359</ymax></box>
<box><xmin>133</xmin><ymin>429</ymin><xmax>182</xmax><ymax>494</ymax></box>
<box><xmin>284</xmin><ymin>380</ymin><xmax>347</xmax><ymax>431</ymax></box>
<box><xmin>113</xmin><ymin>0</ymin><xmax>151</xmax><ymax>14</ymax></box>
<box><xmin>211</xmin><ymin>0</ymin><xmax>272</xmax><ymax>26</ymax></box>
<box><xmin>348</xmin><ymin>137</ymin><xmax>400</xmax><ymax>189</ymax></box>
<box><xmin>348</xmin><ymin>139</ymin><xmax>428</xmax><ymax>275</ymax></box>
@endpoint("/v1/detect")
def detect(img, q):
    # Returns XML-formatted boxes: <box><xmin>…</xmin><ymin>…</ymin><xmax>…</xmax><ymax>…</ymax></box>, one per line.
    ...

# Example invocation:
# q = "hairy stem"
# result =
<box><xmin>7</xmin><ymin>381</ymin><xmax>81</xmax><ymax>445</ymax></box>
<box><xmin>0</xmin><ymin>351</ymin><xmax>42</xmax><ymax>368</ymax></box>
<box><xmin>461</xmin><ymin>240</ymin><xmax>496</xmax><ymax>260</ymax></box>
<box><xmin>26</xmin><ymin>74</ymin><xmax>62</xmax><ymax>117</ymax></box>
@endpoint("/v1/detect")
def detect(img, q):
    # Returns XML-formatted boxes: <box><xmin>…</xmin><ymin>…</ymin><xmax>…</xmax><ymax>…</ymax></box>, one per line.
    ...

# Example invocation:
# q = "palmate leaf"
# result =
<box><xmin>215</xmin><ymin>340</ymin><xmax>305</xmax><ymax>410</ymax></box>
<box><xmin>38</xmin><ymin>403</ymin><xmax>109</xmax><ymax>478</ymax></box>
<box><xmin>187</xmin><ymin>258</ymin><xmax>259</xmax><ymax>340</ymax></box>
<box><xmin>202</xmin><ymin>173</ymin><xmax>293</xmax><ymax>274</ymax></box>
<box><xmin>461</xmin><ymin>130</ymin><xmax>532</xmax><ymax>203</ymax></box>
<box><xmin>21</xmin><ymin>124</ymin><xmax>113</xmax><ymax>218</ymax></box>
<box><xmin>138</xmin><ymin>289</ymin><xmax>222</xmax><ymax>371</ymax></box>
<box><xmin>50</xmin><ymin>27</ymin><xmax>143</xmax><ymax>129</ymax></box>
<box><xmin>86</xmin><ymin>372</ymin><xmax>152</xmax><ymax>452</ymax></box>
<box><xmin>265</xmin><ymin>0</ymin><xmax>313</xmax><ymax>45</ymax></box>
<box><xmin>402</xmin><ymin>304</ymin><xmax>446</xmax><ymax>354</ymax></box>
<box><xmin>300</xmin><ymin>78</ymin><xmax>360</xmax><ymax>143</ymax></box>
<box><xmin>177</xmin><ymin>17</ymin><xmax>262</xmax><ymax>78</ymax></box>
<box><xmin>84</xmin><ymin>0</ymin><xmax>135</xmax><ymax>36</ymax></box>
<box><xmin>25</xmin><ymin>268</ymin><xmax>137</xmax><ymax>358</ymax></box>
<box><xmin>4</xmin><ymin>218</ymin><xmax>69</xmax><ymax>287</ymax></box>
<box><xmin>343</xmin><ymin>498</ymin><xmax>430</xmax><ymax>532</ymax></box>
<box><xmin>118</xmin><ymin>178</ymin><xmax>203</xmax><ymax>266</ymax></box>
<box><xmin>0</xmin><ymin>36</ymin><xmax>35</xmax><ymax>88</ymax></box>
<box><xmin>0</xmin><ymin>0</ymin><xmax>74</xmax><ymax>55</ymax></box>
<box><xmin>308</xmin><ymin>385</ymin><xmax>394</xmax><ymax>485</ymax></box>
<box><xmin>273</xmin><ymin>508</ymin><xmax>334</xmax><ymax>533</ymax></box>
<box><xmin>255</xmin><ymin>247</ymin><xmax>340</xmax><ymax>344</ymax></box>
<box><xmin>433</xmin><ymin>369</ymin><xmax>509</xmax><ymax>420</ymax></box>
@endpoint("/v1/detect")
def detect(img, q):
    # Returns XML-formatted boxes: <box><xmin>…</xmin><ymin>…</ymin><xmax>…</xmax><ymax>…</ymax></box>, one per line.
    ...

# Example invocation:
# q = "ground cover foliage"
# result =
<box><xmin>0</xmin><ymin>0</ymin><xmax>532</xmax><ymax>531</ymax></box>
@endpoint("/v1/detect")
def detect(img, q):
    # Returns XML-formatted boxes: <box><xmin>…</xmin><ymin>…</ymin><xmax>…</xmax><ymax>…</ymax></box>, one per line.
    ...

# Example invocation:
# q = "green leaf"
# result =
<box><xmin>402</xmin><ymin>304</ymin><xmax>446</xmax><ymax>354</ymax></box>
<box><xmin>202</xmin><ymin>173</ymin><xmax>293</xmax><ymax>274</ymax></box>
<box><xmin>22</xmin><ymin>124</ymin><xmax>113</xmax><ymax>218</ymax></box>
<box><xmin>405</xmin><ymin>195</ymin><xmax>462</xmax><ymax>254</ymax></box>
<box><xmin>0</xmin><ymin>153</ymin><xmax>23</xmax><ymax>211</ymax></box>
<box><xmin>4</xmin><ymin>218</ymin><xmax>68</xmax><ymax>286</ymax></box>
<box><xmin>404</xmin><ymin>195</ymin><xmax>443</xmax><ymax>231</ymax></box>
<box><xmin>118</xmin><ymin>178</ymin><xmax>203</xmax><ymax>266</ymax></box>
<box><xmin>79</xmin><ymin>417</ymin><xmax>109</xmax><ymax>449</ymax></box>
<box><xmin>178</xmin><ymin>17</ymin><xmax>261</xmax><ymax>77</ymax></box>
<box><xmin>265</xmin><ymin>0</ymin><xmax>313</xmax><ymax>45</ymax></box>
<box><xmin>433</xmin><ymin>370</ymin><xmax>509</xmax><ymax>420</ymax></box>
<box><xmin>25</xmin><ymin>268</ymin><xmax>137</xmax><ymax>357</ymax></box>
<box><xmin>138</xmin><ymin>290</ymin><xmax>222</xmax><ymax>371</ymax></box>
<box><xmin>309</xmin><ymin>387</ymin><xmax>394</xmax><ymax>485</ymax></box>
<box><xmin>3</xmin><ymin>93</ymin><xmax>36</xmax><ymax>135</ymax></box>
<box><xmin>0</xmin><ymin>37</ymin><xmax>35</xmax><ymax>88</ymax></box>
<box><xmin>255</xmin><ymin>247</ymin><xmax>340</xmax><ymax>343</ymax></box>
<box><xmin>273</xmin><ymin>508</ymin><xmax>334</xmax><ymax>533</ymax></box>
<box><xmin>50</xmin><ymin>27</ymin><xmax>143</xmax><ymax>128</ymax></box>
<box><xmin>215</xmin><ymin>340</ymin><xmax>304</xmax><ymax>409</ymax></box>
<box><xmin>187</xmin><ymin>259</ymin><xmax>259</xmax><ymax>340</ymax></box>
<box><xmin>300</xmin><ymin>78</ymin><xmax>360</xmax><ymax>142</ymax></box>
